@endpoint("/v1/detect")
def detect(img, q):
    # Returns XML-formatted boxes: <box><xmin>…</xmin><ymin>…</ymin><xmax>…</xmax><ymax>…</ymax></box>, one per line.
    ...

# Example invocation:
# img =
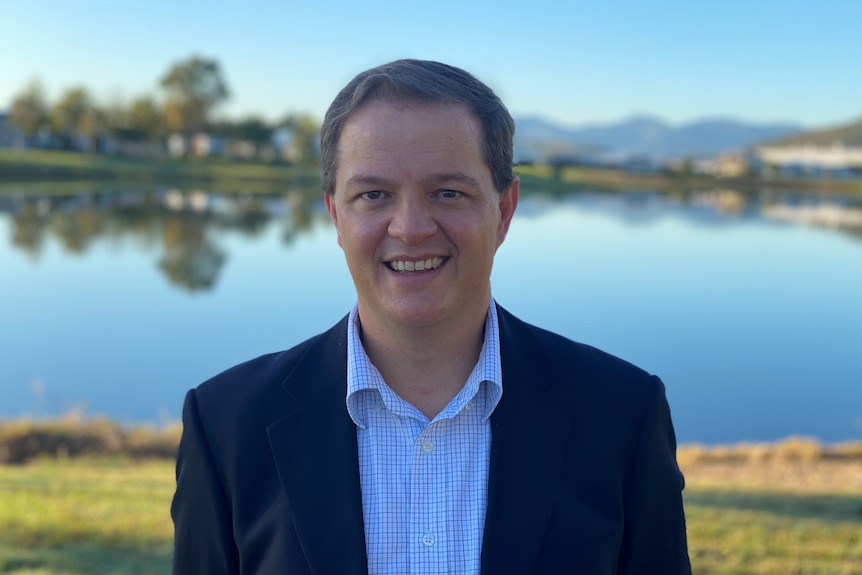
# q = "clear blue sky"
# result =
<box><xmin>2</xmin><ymin>0</ymin><xmax>860</xmax><ymax>129</ymax></box>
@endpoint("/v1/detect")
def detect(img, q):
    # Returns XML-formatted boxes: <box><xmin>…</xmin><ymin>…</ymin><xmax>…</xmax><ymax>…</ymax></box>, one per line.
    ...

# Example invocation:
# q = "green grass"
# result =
<box><xmin>0</xmin><ymin>149</ymin><xmax>320</xmax><ymax>193</ymax></box>
<box><xmin>1</xmin><ymin>458</ymin><xmax>860</xmax><ymax>574</ymax></box>
<box><xmin>0</xmin><ymin>458</ymin><xmax>174</xmax><ymax>575</ymax></box>
<box><xmin>685</xmin><ymin>487</ymin><xmax>862</xmax><ymax>574</ymax></box>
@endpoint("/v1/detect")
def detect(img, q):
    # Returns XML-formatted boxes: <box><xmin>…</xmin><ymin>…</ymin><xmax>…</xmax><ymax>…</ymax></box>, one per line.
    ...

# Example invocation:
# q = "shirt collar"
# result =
<box><xmin>346</xmin><ymin>299</ymin><xmax>503</xmax><ymax>428</ymax></box>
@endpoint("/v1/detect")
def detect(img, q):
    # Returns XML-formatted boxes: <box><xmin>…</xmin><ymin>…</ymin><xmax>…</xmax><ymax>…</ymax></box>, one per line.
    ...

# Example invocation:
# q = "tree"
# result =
<box><xmin>279</xmin><ymin>113</ymin><xmax>319</xmax><ymax>165</ymax></box>
<box><xmin>128</xmin><ymin>96</ymin><xmax>163</xmax><ymax>140</ymax></box>
<box><xmin>160</xmin><ymin>55</ymin><xmax>229</xmax><ymax>135</ymax></box>
<box><xmin>162</xmin><ymin>98</ymin><xmax>186</xmax><ymax>136</ymax></box>
<box><xmin>101</xmin><ymin>96</ymin><xmax>131</xmax><ymax>139</ymax></box>
<box><xmin>51</xmin><ymin>87</ymin><xmax>93</xmax><ymax>137</ymax></box>
<box><xmin>77</xmin><ymin>106</ymin><xmax>106</xmax><ymax>149</ymax></box>
<box><xmin>232</xmin><ymin>116</ymin><xmax>272</xmax><ymax>146</ymax></box>
<box><xmin>9</xmin><ymin>79</ymin><xmax>49</xmax><ymax>137</ymax></box>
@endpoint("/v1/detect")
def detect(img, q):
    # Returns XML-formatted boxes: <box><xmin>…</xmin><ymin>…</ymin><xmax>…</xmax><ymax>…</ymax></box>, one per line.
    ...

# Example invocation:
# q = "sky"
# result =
<box><xmin>2</xmin><ymin>0</ymin><xmax>860</xmax><ymax>130</ymax></box>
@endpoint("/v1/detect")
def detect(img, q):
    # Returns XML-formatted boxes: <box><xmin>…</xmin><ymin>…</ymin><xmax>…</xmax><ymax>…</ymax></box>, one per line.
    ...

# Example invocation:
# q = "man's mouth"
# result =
<box><xmin>386</xmin><ymin>256</ymin><xmax>446</xmax><ymax>272</ymax></box>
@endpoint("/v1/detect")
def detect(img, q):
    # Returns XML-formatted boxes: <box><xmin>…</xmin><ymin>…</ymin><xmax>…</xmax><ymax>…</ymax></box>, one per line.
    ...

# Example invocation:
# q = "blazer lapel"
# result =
<box><xmin>266</xmin><ymin>319</ymin><xmax>369</xmax><ymax>575</ymax></box>
<box><xmin>481</xmin><ymin>306</ymin><xmax>579</xmax><ymax>574</ymax></box>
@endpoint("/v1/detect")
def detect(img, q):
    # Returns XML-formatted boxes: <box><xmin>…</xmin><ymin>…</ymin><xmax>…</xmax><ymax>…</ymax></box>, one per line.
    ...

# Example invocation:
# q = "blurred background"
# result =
<box><xmin>1</xmin><ymin>1</ymin><xmax>861</xmax><ymax>573</ymax></box>
<box><xmin>3</xmin><ymin>0</ymin><xmax>860</xmax><ymax>444</ymax></box>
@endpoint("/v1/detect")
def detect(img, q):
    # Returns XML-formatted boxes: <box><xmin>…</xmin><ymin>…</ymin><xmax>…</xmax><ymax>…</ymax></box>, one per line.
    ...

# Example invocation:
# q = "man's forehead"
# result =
<box><xmin>338</xmin><ymin>100</ymin><xmax>480</xmax><ymax>151</ymax></box>
<box><xmin>332</xmin><ymin>99</ymin><xmax>490</xmax><ymax>191</ymax></box>
<box><xmin>343</xmin><ymin>98</ymin><xmax>474</xmax><ymax>127</ymax></box>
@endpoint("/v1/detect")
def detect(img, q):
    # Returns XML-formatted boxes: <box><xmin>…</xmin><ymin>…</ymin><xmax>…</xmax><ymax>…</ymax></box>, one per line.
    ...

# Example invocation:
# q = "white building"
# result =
<box><xmin>755</xmin><ymin>142</ymin><xmax>862</xmax><ymax>170</ymax></box>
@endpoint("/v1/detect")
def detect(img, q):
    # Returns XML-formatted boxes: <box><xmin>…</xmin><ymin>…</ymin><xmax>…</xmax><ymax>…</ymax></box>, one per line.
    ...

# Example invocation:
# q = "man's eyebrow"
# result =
<box><xmin>344</xmin><ymin>173</ymin><xmax>482</xmax><ymax>189</ymax></box>
<box><xmin>426</xmin><ymin>173</ymin><xmax>482</xmax><ymax>189</ymax></box>
<box><xmin>345</xmin><ymin>175</ymin><xmax>393</xmax><ymax>189</ymax></box>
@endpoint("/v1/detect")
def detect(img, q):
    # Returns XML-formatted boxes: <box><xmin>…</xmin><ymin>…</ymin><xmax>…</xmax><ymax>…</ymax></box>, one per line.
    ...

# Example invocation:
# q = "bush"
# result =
<box><xmin>0</xmin><ymin>416</ymin><xmax>180</xmax><ymax>464</ymax></box>
<box><xmin>677</xmin><ymin>436</ymin><xmax>862</xmax><ymax>465</ymax></box>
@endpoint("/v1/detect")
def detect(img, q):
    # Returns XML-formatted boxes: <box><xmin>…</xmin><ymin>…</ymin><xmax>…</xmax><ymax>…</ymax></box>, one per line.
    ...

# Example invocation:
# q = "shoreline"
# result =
<box><xmin>1</xmin><ymin>415</ymin><xmax>859</xmax><ymax>468</ymax></box>
<box><xmin>678</xmin><ymin>438</ymin><xmax>862</xmax><ymax>493</ymax></box>
<box><xmin>2</xmin><ymin>149</ymin><xmax>861</xmax><ymax>196</ymax></box>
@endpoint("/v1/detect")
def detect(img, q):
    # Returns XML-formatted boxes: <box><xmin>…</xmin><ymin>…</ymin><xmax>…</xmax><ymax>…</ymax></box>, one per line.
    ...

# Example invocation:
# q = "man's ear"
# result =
<box><xmin>496</xmin><ymin>176</ymin><xmax>519</xmax><ymax>248</ymax></box>
<box><xmin>324</xmin><ymin>193</ymin><xmax>342</xmax><ymax>247</ymax></box>
<box><xmin>324</xmin><ymin>193</ymin><xmax>336</xmax><ymax>223</ymax></box>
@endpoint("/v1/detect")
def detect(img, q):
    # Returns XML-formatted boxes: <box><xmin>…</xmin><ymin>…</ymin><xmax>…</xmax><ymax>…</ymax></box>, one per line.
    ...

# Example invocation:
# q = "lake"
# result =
<box><xmin>1</xmin><ymin>182</ymin><xmax>860</xmax><ymax>445</ymax></box>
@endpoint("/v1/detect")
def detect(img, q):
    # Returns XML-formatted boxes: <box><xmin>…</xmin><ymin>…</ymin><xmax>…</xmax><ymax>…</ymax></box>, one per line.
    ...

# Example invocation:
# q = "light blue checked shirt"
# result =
<box><xmin>346</xmin><ymin>299</ymin><xmax>503</xmax><ymax>575</ymax></box>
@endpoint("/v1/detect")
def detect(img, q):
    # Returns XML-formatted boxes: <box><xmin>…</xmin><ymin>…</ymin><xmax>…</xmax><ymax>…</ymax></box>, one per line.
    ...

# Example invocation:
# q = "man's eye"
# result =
<box><xmin>439</xmin><ymin>189</ymin><xmax>462</xmax><ymax>199</ymax></box>
<box><xmin>361</xmin><ymin>191</ymin><xmax>384</xmax><ymax>201</ymax></box>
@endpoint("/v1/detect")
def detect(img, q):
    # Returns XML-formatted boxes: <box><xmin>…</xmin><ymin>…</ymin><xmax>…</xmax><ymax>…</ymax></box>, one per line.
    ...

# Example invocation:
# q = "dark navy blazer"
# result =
<box><xmin>172</xmin><ymin>305</ymin><xmax>691</xmax><ymax>574</ymax></box>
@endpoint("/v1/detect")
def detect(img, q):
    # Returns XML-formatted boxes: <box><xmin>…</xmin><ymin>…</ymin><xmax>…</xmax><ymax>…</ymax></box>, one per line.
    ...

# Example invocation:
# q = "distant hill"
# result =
<box><xmin>759</xmin><ymin>117</ymin><xmax>862</xmax><ymax>147</ymax></box>
<box><xmin>514</xmin><ymin>115</ymin><xmax>803</xmax><ymax>160</ymax></box>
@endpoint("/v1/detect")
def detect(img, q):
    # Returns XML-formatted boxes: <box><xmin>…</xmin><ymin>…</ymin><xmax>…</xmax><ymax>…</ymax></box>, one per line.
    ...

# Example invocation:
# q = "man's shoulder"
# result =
<box><xmin>497</xmin><ymin>305</ymin><xmax>649</xmax><ymax>375</ymax></box>
<box><xmin>495</xmin><ymin>305</ymin><xmax>668</xmax><ymax>444</ymax></box>
<box><xmin>192</xmin><ymin>314</ymin><xmax>349</xmax><ymax>408</ymax></box>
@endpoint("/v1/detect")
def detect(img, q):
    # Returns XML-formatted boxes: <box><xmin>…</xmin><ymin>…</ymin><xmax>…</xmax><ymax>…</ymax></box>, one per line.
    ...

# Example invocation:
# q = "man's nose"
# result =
<box><xmin>388</xmin><ymin>195</ymin><xmax>437</xmax><ymax>244</ymax></box>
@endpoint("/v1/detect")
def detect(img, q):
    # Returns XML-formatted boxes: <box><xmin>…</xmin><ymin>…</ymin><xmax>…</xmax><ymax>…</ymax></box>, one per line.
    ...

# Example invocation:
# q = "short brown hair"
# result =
<box><xmin>320</xmin><ymin>59</ymin><xmax>515</xmax><ymax>195</ymax></box>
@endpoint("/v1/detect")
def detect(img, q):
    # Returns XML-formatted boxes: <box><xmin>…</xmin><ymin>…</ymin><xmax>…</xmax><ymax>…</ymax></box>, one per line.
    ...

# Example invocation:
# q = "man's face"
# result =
<box><xmin>325</xmin><ymin>100</ymin><xmax>518</xmax><ymax>331</ymax></box>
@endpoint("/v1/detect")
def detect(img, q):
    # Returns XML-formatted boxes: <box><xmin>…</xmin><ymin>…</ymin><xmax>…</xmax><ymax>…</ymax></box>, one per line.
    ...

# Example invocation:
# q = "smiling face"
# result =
<box><xmin>325</xmin><ymin>100</ymin><xmax>518</xmax><ymax>333</ymax></box>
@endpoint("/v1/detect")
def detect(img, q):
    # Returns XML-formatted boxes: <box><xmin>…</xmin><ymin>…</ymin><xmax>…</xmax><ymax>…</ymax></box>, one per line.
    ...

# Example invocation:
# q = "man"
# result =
<box><xmin>172</xmin><ymin>59</ymin><xmax>691</xmax><ymax>574</ymax></box>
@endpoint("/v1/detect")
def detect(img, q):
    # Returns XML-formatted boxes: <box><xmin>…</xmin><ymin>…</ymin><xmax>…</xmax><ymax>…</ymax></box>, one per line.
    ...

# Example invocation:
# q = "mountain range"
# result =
<box><xmin>513</xmin><ymin>115</ymin><xmax>803</xmax><ymax>161</ymax></box>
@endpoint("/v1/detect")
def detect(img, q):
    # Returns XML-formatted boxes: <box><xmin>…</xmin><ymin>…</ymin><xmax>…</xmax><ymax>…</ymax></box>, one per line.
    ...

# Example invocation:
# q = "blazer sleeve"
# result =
<box><xmin>617</xmin><ymin>376</ymin><xmax>691</xmax><ymax>575</ymax></box>
<box><xmin>171</xmin><ymin>389</ymin><xmax>240</xmax><ymax>575</ymax></box>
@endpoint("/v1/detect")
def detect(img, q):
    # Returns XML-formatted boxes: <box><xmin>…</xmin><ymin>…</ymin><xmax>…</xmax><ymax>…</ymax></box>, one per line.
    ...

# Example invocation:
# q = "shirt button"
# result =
<box><xmin>422</xmin><ymin>533</ymin><xmax>436</xmax><ymax>546</ymax></box>
<box><xmin>421</xmin><ymin>440</ymin><xmax>434</xmax><ymax>454</ymax></box>
<box><xmin>465</xmin><ymin>402</ymin><xmax>474</xmax><ymax>410</ymax></box>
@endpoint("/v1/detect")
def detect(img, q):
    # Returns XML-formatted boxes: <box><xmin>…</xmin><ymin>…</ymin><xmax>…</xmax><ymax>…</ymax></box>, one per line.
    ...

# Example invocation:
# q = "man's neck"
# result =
<box><xmin>357</xmin><ymin>305</ymin><xmax>488</xmax><ymax>420</ymax></box>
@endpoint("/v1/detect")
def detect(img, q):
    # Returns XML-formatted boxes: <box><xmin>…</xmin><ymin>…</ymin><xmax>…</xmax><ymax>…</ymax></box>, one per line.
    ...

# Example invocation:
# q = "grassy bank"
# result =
<box><xmin>1</xmin><ymin>417</ymin><xmax>860</xmax><ymax>574</ymax></box>
<box><xmin>519</xmin><ymin>163</ymin><xmax>862</xmax><ymax>196</ymax></box>
<box><xmin>0</xmin><ymin>149</ymin><xmax>319</xmax><ymax>193</ymax></box>
<box><xmin>3</xmin><ymin>149</ymin><xmax>861</xmax><ymax>196</ymax></box>
<box><xmin>3</xmin><ymin>416</ymin><xmax>860</xmax><ymax>467</ymax></box>
<box><xmin>682</xmin><ymin>440</ymin><xmax>862</xmax><ymax>573</ymax></box>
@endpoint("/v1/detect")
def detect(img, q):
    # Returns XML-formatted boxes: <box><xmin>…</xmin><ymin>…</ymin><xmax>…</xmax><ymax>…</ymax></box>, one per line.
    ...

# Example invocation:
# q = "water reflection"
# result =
<box><xmin>158</xmin><ymin>216</ymin><xmax>226</xmax><ymax>291</ymax></box>
<box><xmin>1</xmin><ymin>186</ymin><xmax>325</xmax><ymax>291</ymax></box>
<box><xmin>3</xmin><ymin>182</ymin><xmax>861</xmax><ymax>442</ymax></box>
<box><xmin>2</xmin><ymin>185</ymin><xmax>861</xmax><ymax>292</ymax></box>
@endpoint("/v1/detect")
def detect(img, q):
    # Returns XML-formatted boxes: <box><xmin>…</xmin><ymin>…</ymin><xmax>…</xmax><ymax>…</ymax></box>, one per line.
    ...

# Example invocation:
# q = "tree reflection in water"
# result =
<box><xmin>3</xmin><ymin>185</ymin><xmax>861</xmax><ymax>291</ymax></box>
<box><xmin>158</xmin><ymin>215</ymin><xmax>226</xmax><ymax>291</ymax></box>
<box><xmin>1</xmin><ymin>186</ymin><xmax>322</xmax><ymax>292</ymax></box>
<box><xmin>10</xmin><ymin>200</ymin><xmax>48</xmax><ymax>258</ymax></box>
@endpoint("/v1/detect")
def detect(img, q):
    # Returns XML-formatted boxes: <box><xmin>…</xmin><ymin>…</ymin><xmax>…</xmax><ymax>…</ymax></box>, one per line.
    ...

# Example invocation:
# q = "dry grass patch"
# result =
<box><xmin>0</xmin><ymin>415</ymin><xmax>181</xmax><ymax>465</ymax></box>
<box><xmin>679</xmin><ymin>437</ymin><xmax>862</xmax><ymax>494</ymax></box>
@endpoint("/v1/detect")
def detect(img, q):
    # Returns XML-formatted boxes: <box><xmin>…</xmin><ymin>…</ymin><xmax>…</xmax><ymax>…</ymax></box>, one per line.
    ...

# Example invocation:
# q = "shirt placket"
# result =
<box><xmin>409</xmin><ymin>421</ymin><xmax>446</xmax><ymax>575</ymax></box>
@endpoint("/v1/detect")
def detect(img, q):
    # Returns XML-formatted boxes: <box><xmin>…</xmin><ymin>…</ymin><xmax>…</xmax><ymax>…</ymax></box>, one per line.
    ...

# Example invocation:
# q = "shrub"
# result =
<box><xmin>0</xmin><ymin>416</ymin><xmax>180</xmax><ymax>464</ymax></box>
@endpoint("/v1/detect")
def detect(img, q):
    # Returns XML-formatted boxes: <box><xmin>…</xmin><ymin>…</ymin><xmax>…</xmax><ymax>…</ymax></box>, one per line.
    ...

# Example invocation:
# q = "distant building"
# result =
<box><xmin>755</xmin><ymin>142</ymin><xmax>862</xmax><ymax>174</ymax></box>
<box><xmin>168</xmin><ymin>133</ymin><xmax>187</xmax><ymax>157</ymax></box>
<box><xmin>0</xmin><ymin>112</ymin><xmax>26</xmax><ymax>148</ymax></box>
<box><xmin>691</xmin><ymin>152</ymin><xmax>749</xmax><ymax>178</ymax></box>
<box><xmin>191</xmin><ymin>133</ymin><xmax>226</xmax><ymax>157</ymax></box>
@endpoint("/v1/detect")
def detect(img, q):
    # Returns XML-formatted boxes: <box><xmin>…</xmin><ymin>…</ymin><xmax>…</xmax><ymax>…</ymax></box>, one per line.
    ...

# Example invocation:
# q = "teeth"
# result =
<box><xmin>388</xmin><ymin>257</ymin><xmax>443</xmax><ymax>272</ymax></box>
